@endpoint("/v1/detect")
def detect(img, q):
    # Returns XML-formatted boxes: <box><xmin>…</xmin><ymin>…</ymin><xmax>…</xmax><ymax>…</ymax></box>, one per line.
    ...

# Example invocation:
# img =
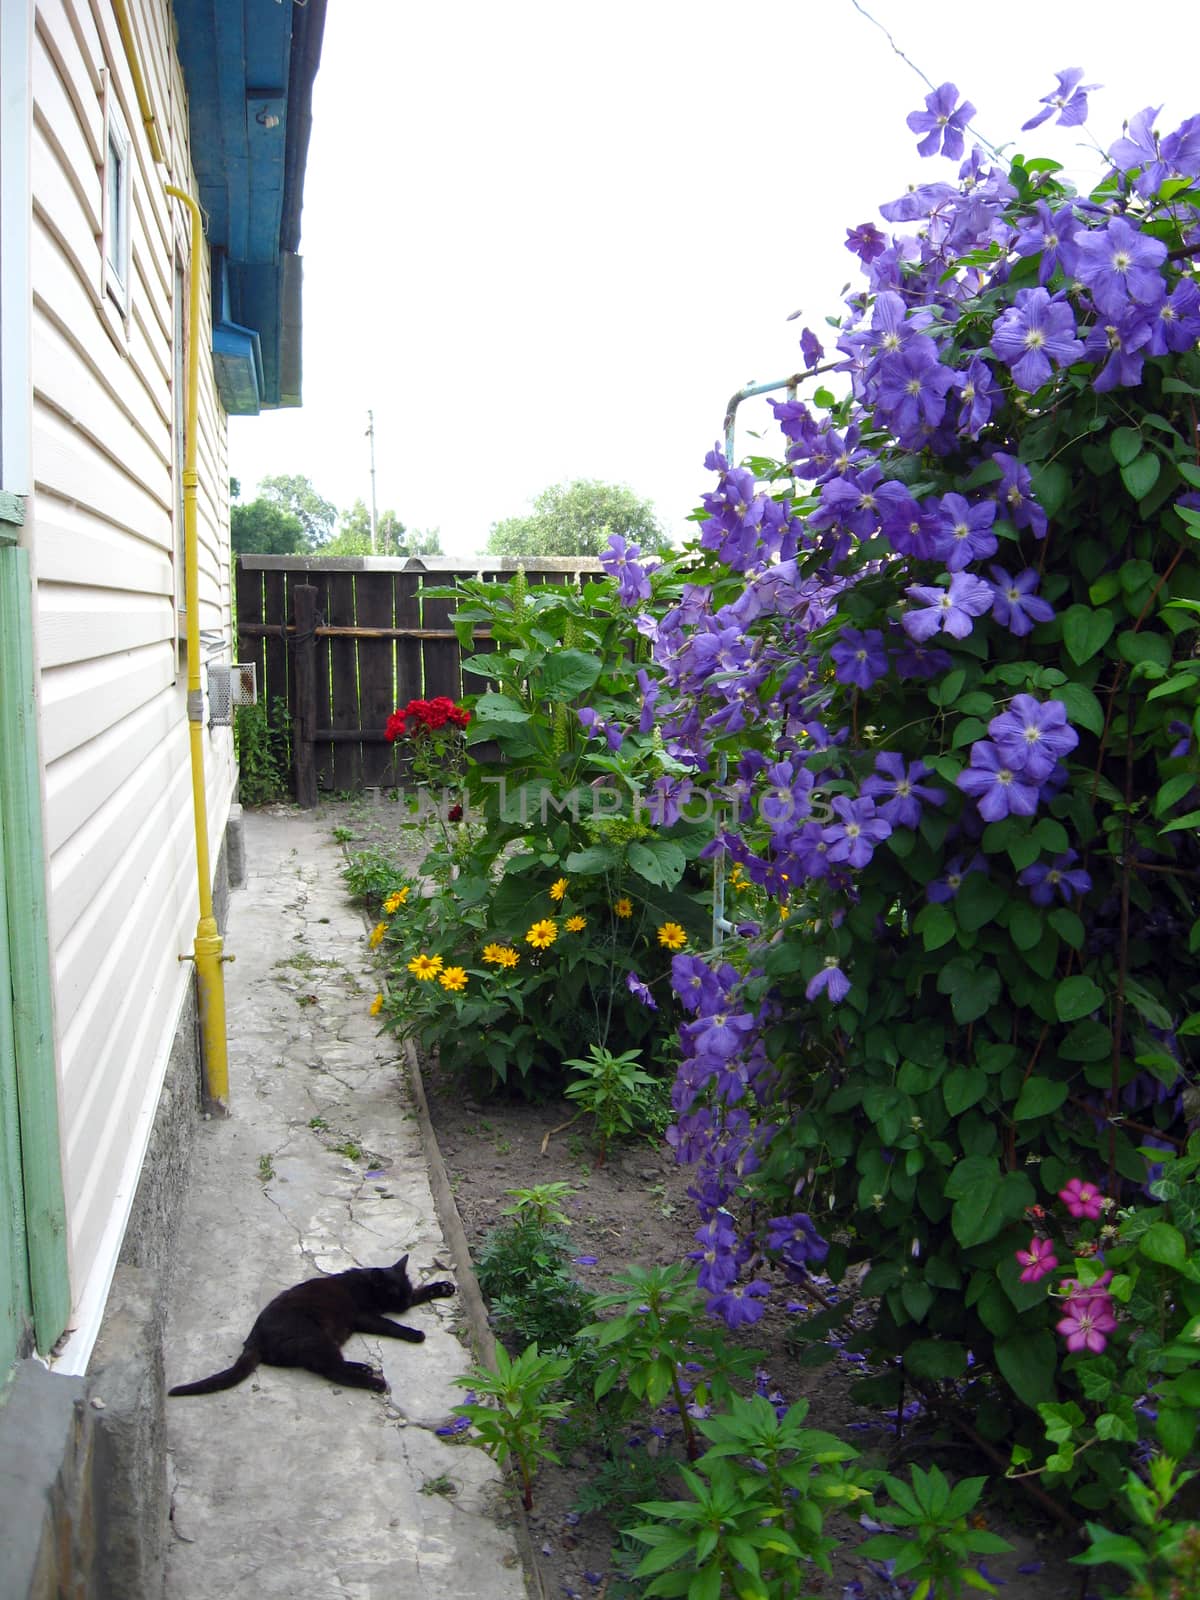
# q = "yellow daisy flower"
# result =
<box><xmin>495</xmin><ymin>947</ymin><xmax>519</xmax><ymax>968</ymax></box>
<box><xmin>438</xmin><ymin>966</ymin><xmax>468</xmax><ymax>993</ymax></box>
<box><xmin>779</xmin><ymin>904</ymin><xmax>791</xmax><ymax>922</ymax></box>
<box><xmin>549</xmin><ymin>877</ymin><xmax>569</xmax><ymax>902</ymax></box>
<box><xmin>482</xmin><ymin>942</ymin><xmax>514</xmax><ymax>965</ymax></box>
<box><xmin>564</xmin><ymin>915</ymin><xmax>587</xmax><ymax>932</ymax></box>
<box><xmin>525</xmin><ymin>919</ymin><xmax>558</xmax><ymax>950</ymax></box>
<box><xmin>369</xmin><ymin>992</ymin><xmax>384</xmax><ymax>1016</ymax></box>
<box><xmin>613</xmin><ymin>897</ymin><xmax>633</xmax><ymax>919</ymax></box>
<box><xmin>407</xmin><ymin>952</ymin><xmax>444</xmax><ymax>980</ymax></box>
<box><xmin>383</xmin><ymin>887</ymin><xmax>410</xmax><ymax>914</ymax></box>
<box><xmin>368</xmin><ymin>921</ymin><xmax>388</xmax><ymax>949</ymax></box>
<box><xmin>657</xmin><ymin>921</ymin><xmax>687</xmax><ymax>951</ymax></box>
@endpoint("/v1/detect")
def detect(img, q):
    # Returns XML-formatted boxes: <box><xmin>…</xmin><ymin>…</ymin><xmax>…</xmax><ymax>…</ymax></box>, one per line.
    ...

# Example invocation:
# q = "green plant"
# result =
<box><xmin>341</xmin><ymin>845</ymin><xmax>410</xmax><ymax>908</ymax></box>
<box><xmin>235</xmin><ymin>697</ymin><xmax>291</xmax><ymax>805</ymax></box>
<box><xmin>563</xmin><ymin>1043</ymin><xmax>660</xmax><ymax>1163</ymax></box>
<box><xmin>858</xmin><ymin>1466</ymin><xmax>1014</xmax><ymax>1600</ymax></box>
<box><xmin>1073</xmin><ymin>1454</ymin><xmax>1200</xmax><ymax>1597</ymax></box>
<box><xmin>475</xmin><ymin>1188</ymin><xmax>589</xmax><ymax>1351</ymax></box>
<box><xmin>580</xmin><ymin>1264</ymin><xmax>761</xmax><ymax>1461</ymax></box>
<box><xmin>451</xmin><ymin>1342</ymin><xmax>572</xmax><ymax>1510</ymax></box>
<box><xmin>332</xmin><ymin>825</ymin><xmax>354</xmax><ymax>843</ymax></box>
<box><xmin>626</xmin><ymin>1394</ymin><xmax>871</xmax><ymax>1599</ymax></box>
<box><xmin>257</xmin><ymin>1153</ymin><xmax>275</xmax><ymax>1182</ymax></box>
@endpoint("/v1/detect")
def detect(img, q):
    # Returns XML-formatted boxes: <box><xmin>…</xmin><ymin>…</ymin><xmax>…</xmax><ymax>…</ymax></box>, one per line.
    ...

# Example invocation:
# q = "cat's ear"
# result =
<box><xmin>390</xmin><ymin>1254</ymin><xmax>410</xmax><ymax>1276</ymax></box>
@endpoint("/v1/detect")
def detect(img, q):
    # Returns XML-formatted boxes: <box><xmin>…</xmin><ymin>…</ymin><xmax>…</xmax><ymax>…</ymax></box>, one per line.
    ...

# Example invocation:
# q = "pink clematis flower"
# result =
<box><xmin>1058</xmin><ymin>1178</ymin><xmax>1105</xmax><ymax>1220</ymax></box>
<box><xmin>1015</xmin><ymin>1237</ymin><xmax>1059</xmax><ymax>1283</ymax></box>
<box><xmin>1056</xmin><ymin>1292</ymin><xmax>1118</xmax><ymax>1354</ymax></box>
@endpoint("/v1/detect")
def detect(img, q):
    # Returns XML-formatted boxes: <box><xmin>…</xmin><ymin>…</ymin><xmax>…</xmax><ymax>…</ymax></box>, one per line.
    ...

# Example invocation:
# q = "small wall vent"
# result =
<box><xmin>207</xmin><ymin>662</ymin><xmax>258</xmax><ymax>726</ymax></box>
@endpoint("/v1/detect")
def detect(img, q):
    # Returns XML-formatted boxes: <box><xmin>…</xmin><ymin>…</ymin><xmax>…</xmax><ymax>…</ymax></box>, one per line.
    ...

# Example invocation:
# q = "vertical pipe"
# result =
<box><xmin>166</xmin><ymin>183</ymin><xmax>230</xmax><ymax>1113</ymax></box>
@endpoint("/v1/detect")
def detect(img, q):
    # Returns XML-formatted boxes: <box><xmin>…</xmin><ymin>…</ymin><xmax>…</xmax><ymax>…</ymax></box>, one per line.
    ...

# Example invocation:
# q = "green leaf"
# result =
<box><xmin>937</xmin><ymin>960</ymin><xmax>1001</xmax><ymax>1024</ymax></box>
<box><xmin>1013</xmin><ymin>1076</ymin><xmax>1069</xmax><ymax>1120</ymax></box>
<box><xmin>1161</xmin><ymin>807</ymin><xmax>1200</xmax><ymax>834</ymax></box>
<box><xmin>944</xmin><ymin>1065</ymin><xmax>988</xmax><ymax>1117</ymax></box>
<box><xmin>955</xmin><ymin>873</ymin><xmax>1007</xmax><ymax>932</ymax></box>
<box><xmin>1109</xmin><ymin>427</ymin><xmax>1143</xmax><ymax>468</ymax></box>
<box><xmin>1030</xmin><ymin>461</ymin><xmax>1070</xmax><ymax>519</ymax></box>
<box><xmin>1061</xmin><ymin>606</ymin><xmax>1115</xmax><ymax>666</ymax></box>
<box><xmin>914</xmin><ymin>902</ymin><xmax>956</xmax><ymax>952</ymax></box>
<box><xmin>1007</xmin><ymin>901</ymin><xmax>1044</xmax><ymax>951</ymax></box>
<box><xmin>1120</xmin><ymin>451</ymin><xmax>1160</xmax><ymax>501</ymax></box>
<box><xmin>563</xmin><ymin>844</ymin><xmax>621</xmax><ymax>874</ymax></box>
<box><xmin>1060</xmin><ymin>1020</ymin><xmax>1112</xmax><ymax>1061</ymax></box>
<box><xmin>539</xmin><ymin>649</ymin><xmax>604</xmax><ymax>701</ymax></box>
<box><xmin>994</xmin><ymin>1330</ymin><xmax>1057</xmax><ymax>1408</ymax></box>
<box><xmin>904</xmin><ymin>1339</ymin><xmax>968</xmax><ymax>1382</ymax></box>
<box><xmin>473</xmin><ymin>691</ymin><xmax>531</xmax><ymax>722</ymax></box>
<box><xmin>1051</xmin><ymin>682</ymin><xmax>1104</xmax><ymax>736</ymax></box>
<box><xmin>1047</xmin><ymin>908</ymin><xmax>1084</xmax><ymax>950</ymax></box>
<box><xmin>1117</xmin><ymin>630</ymin><xmax>1171</xmax><ymax>669</ymax></box>
<box><xmin>1140</xmin><ymin>1221</ymin><xmax>1187</xmax><ymax>1269</ymax></box>
<box><xmin>627</xmin><ymin>839</ymin><xmax>686</xmax><ymax>889</ymax></box>
<box><xmin>1054</xmin><ymin>974</ymin><xmax>1104</xmax><ymax>1022</ymax></box>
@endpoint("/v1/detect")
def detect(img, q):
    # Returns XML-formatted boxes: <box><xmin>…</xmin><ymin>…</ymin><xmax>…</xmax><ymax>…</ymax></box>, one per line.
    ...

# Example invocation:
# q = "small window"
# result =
<box><xmin>100</xmin><ymin>76</ymin><xmax>132</xmax><ymax>318</ymax></box>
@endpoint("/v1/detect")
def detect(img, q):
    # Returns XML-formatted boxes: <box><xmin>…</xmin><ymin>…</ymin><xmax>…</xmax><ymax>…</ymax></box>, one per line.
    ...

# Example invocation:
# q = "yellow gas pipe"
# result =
<box><xmin>166</xmin><ymin>183</ymin><xmax>230</xmax><ymax>1113</ymax></box>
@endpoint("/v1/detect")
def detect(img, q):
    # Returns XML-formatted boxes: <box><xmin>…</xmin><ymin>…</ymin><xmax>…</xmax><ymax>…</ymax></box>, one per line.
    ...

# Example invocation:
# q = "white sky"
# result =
<box><xmin>229</xmin><ymin>0</ymin><xmax>1200</xmax><ymax>557</ymax></box>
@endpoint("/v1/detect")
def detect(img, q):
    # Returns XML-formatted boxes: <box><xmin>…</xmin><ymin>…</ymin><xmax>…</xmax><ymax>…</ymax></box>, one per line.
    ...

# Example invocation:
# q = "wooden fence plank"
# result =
<box><xmin>324</xmin><ymin>570</ymin><xmax>359</xmax><ymax>793</ymax></box>
<box><xmin>357</xmin><ymin>565</ymin><xmax>396</xmax><ymax>788</ymax></box>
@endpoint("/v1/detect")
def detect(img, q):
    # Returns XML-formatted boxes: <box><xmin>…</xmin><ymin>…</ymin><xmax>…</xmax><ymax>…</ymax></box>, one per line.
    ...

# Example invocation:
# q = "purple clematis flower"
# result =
<box><xmin>1019</xmin><ymin>850</ymin><xmax>1092</xmax><ymax>906</ymax></box>
<box><xmin>830</xmin><ymin>627</ymin><xmax>889</xmax><ymax>690</ymax></box>
<box><xmin>991</xmin><ymin>288</ymin><xmax>1084</xmax><ymax>391</ymax></box>
<box><xmin>861</xmin><ymin>753</ymin><xmax>944</xmax><ymax>829</ymax></box>
<box><xmin>845</xmin><ymin>221</ymin><xmax>888</xmax><ymax>264</ymax></box>
<box><xmin>822</xmin><ymin>796</ymin><xmax>891</xmax><ymax>869</ymax></box>
<box><xmin>707</xmin><ymin>1279</ymin><xmax>771</xmax><ymax>1329</ymax></box>
<box><xmin>989</xmin><ymin>566</ymin><xmax>1055</xmax><ymax>636</ymax></box>
<box><xmin>906</xmin><ymin>82</ymin><xmax>976</xmax><ymax>161</ymax></box>
<box><xmin>988</xmin><ymin>694</ymin><xmax>1079</xmax><ymax>782</ymax></box>
<box><xmin>953</xmin><ymin>357</ymin><xmax>1001</xmax><ymax>437</ymax></box>
<box><xmin>1022</xmin><ymin>69</ymin><xmax>1100</xmax><ymax>132</ymax></box>
<box><xmin>875</xmin><ymin>341</ymin><xmax>957</xmax><ymax>438</ymax></box>
<box><xmin>1108</xmin><ymin>106</ymin><xmax>1170</xmax><ymax>198</ymax></box>
<box><xmin>1147</xmin><ymin>277</ymin><xmax>1200</xmax><ymax>356</ymax></box>
<box><xmin>926</xmin><ymin>493</ymin><xmax>998</xmax><ymax>572</ymax></box>
<box><xmin>766</xmin><ymin>1212</ymin><xmax>830</xmax><ymax>1267</ymax></box>
<box><xmin>1087</xmin><ymin>305</ymin><xmax>1157</xmax><ymax>393</ymax></box>
<box><xmin>1073</xmin><ymin>216</ymin><xmax>1167</xmax><ymax>318</ymax></box>
<box><xmin>928</xmin><ymin>854</ymin><xmax>986</xmax><ymax>903</ymax></box>
<box><xmin>1014</xmin><ymin>200</ymin><xmax>1080</xmax><ymax>286</ymax></box>
<box><xmin>626</xmin><ymin>969</ymin><xmax>659</xmax><ymax>1011</ymax></box>
<box><xmin>805</xmin><ymin>956</ymin><xmax>851</xmax><ymax>1004</ymax></box>
<box><xmin>902</xmin><ymin>571</ymin><xmax>994</xmax><ymax>641</ymax></box>
<box><xmin>956</xmin><ymin>741</ymin><xmax>1042</xmax><ymax>821</ymax></box>
<box><xmin>799</xmin><ymin>326</ymin><xmax>825</xmax><ymax>369</ymax></box>
<box><xmin>991</xmin><ymin>452</ymin><xmax>1048</xmax><ymax>538</ymax></box>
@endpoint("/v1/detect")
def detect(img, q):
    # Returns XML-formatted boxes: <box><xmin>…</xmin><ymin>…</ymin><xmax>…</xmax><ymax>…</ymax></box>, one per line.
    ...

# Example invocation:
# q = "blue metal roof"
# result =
<box><xmin>173</xmin><ymin>0</ymin><xmax>325</xmax><ymax>413</ymax></box>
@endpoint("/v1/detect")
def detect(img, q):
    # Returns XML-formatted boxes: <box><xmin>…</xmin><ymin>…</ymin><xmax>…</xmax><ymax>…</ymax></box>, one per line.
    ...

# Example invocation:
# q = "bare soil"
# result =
<box><xmin>316</xmin><ymin>795</ymin><xmax>1091</xmax><ymax>1600</ymax></box>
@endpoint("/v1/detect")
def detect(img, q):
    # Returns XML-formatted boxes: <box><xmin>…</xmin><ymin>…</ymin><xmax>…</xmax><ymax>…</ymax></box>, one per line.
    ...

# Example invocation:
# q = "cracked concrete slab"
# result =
<box><xmin>163</xmin><ymin>810</ymin><xmax>531</xmax><ymax>1600</ymax></box>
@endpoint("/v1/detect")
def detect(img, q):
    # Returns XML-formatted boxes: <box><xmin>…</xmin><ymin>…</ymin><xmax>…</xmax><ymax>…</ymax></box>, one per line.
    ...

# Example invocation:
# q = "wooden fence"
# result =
<box><xmin>235</xmin><ymin>555</ymin><xmax>602</xmax><ymax>805</ymax></box>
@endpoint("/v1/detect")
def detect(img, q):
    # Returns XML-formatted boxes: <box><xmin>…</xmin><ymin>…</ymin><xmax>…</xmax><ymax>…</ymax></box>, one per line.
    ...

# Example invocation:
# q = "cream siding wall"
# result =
<box><xmin>29</xmin><ymin>0</ymin><xmax>236</xmax><ymax>1355</ymax></box>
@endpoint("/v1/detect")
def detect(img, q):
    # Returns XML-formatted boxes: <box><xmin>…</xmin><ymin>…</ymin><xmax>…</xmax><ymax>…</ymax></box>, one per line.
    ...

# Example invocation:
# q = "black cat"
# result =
<box><xmin>168</xmin><ymin>1254</ymin><xmax>455</xmax><ymax>1396</ymax></box>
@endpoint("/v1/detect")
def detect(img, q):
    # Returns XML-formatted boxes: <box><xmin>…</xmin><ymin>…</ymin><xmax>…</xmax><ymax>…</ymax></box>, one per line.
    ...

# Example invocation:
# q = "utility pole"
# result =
<box><xmin>365</xmin><ymin>409</ymin><xmax>378</xmax><ymax>554</ymax></box>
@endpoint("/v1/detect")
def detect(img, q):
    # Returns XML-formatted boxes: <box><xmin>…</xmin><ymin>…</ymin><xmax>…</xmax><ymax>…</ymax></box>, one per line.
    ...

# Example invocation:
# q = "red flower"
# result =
<box><xmin>448</xmin><ymin>803</ymin><xmax>464</xmax><ymax>822</ymax></box>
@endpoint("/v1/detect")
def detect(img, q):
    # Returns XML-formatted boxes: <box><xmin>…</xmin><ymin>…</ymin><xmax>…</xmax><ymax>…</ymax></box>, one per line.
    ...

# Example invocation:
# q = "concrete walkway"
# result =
<box><xmin>163</xmin><ymin>810</ymin><xmax>530</xmax><ymax>1600</ymax></box>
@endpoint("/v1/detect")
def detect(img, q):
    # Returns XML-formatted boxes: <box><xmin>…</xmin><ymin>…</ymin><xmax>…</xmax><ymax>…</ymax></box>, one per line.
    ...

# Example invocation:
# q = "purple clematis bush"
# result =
<box><xmin>592</xmin><ymin>63</ymin><xmax>1200</xmax><ymax>1525</ymax></box>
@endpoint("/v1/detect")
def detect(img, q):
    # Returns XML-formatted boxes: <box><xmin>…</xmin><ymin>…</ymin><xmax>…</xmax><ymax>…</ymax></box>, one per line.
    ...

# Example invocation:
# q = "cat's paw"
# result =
<box><xmin>427</xmin><ymin>1280</ymin><xmax>456</xmax><ymax>1299</ymax></box>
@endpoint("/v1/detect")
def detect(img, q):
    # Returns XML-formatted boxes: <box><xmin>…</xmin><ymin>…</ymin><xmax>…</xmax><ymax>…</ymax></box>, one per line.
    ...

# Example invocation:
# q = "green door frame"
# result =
<box><xmin>0</xmin><ymin>512</ymin><xmax>71</xmax><ymax>1357</ymax></box>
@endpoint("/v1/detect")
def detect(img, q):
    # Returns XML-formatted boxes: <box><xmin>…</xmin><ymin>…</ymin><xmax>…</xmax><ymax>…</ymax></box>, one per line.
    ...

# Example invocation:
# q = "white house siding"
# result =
<box><xmin>28</xmin><ymin>0</ymin><xmax>235</xmax><ymax>1360</ymax></box>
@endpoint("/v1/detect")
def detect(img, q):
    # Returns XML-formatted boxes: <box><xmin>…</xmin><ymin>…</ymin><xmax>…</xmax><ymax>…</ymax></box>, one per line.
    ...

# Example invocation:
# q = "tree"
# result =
<box><xmin>321</xmin><ymin>499</ymin><xmax>443</xmax><ymax>558</ymax></box>
<box><xmin>257</xmin><ymin>474</ymin><xmax>338</xmax><ymax>548</ymax></box>
<box><xmin>230</xmin><ymin>498</ymin><xmax>306</xmax><ymax>555</ymax></box>
<box><xmin>486</xmin><ymin>479</ymin><xmax>671</xmax><ymax>559</ymax></box>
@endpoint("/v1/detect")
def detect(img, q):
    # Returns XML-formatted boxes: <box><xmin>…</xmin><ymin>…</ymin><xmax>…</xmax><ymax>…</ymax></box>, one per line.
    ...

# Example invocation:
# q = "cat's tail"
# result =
<box><xmin>168</xmin><ymin>1343</ymin><xmax>259</xmax><ymax>1396</ymax></box>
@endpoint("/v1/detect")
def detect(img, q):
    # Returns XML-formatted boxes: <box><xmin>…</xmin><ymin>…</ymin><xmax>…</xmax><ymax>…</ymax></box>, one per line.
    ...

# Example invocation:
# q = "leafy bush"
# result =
<box><xmin>235</xmin><ymin>697</ymin><xmax>291</xmax><ymax>805</ymax></box>
<box><xmin>375</xmin><ymin>567</ymin><xmax>712</xmax><ymax>1094</ymax></box>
